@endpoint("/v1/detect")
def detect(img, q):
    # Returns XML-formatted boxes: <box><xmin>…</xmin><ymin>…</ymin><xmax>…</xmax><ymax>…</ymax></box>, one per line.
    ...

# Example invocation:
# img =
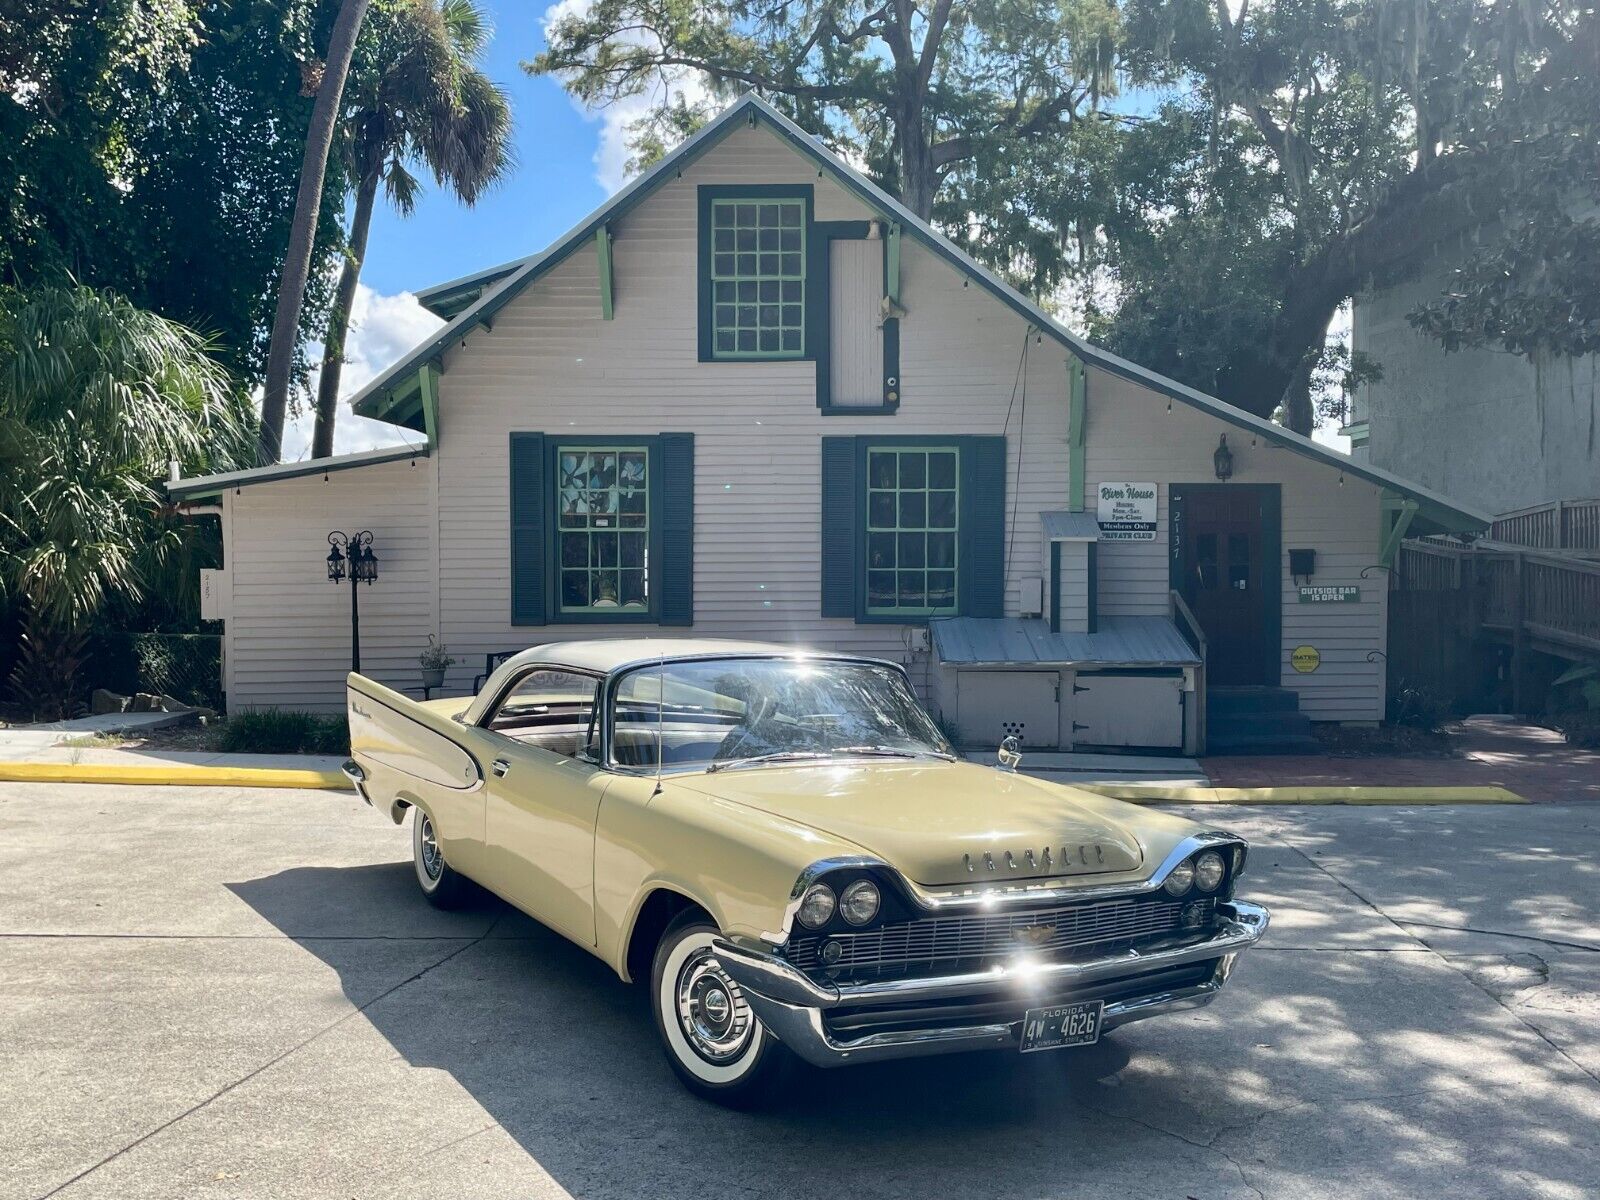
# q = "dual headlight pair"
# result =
<box><xmin>797</xmin><ymin>878</ymin><xmax>880</xmax><ymax>929</ymax></box>
<box><xmin>1164</xmin><ymin>846</ymin><xmax>1238</xmax><ymax>897</ymax></box>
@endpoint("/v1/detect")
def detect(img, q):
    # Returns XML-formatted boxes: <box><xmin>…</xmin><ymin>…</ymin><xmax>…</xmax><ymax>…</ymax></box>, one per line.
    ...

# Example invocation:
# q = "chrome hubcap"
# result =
<box><xmin>675</xmin><ymin>947</ymin><xmax>753</xmax><ymax>1064</ymax></box>
<box><xmin>419</xmin><ymin>815</ymin><xmax>442</xmax><ymax>880</ymax></box>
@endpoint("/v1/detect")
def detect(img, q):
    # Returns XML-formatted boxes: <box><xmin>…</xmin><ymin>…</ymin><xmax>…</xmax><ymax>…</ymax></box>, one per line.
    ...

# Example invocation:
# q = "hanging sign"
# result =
<box><xmin>1096</xmin><ymin>482</ymin><xmax>1158</xmax><ymax>541</ymax></box>
<box><xmin>1290</xmin><ymin>645</ymin><xmax>1322</xmax><ymax>673</ymax></box>
<box><xmin>1298</xmin><ymin>585</ymin><xmax>1360</xmax><ymax>604</ymax></box>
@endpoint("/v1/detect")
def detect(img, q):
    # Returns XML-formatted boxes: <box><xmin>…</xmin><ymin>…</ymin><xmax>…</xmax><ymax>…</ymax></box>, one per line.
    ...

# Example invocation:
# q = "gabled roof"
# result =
<box><xmin>351</xmin><ymin>93</ymin><xmax>1490</xmax><ymax>533</ymax></box>
<box><xmin>169</xmin><ymin>442</ymin><xmax>428</xmax><ymax>500</ymax></box>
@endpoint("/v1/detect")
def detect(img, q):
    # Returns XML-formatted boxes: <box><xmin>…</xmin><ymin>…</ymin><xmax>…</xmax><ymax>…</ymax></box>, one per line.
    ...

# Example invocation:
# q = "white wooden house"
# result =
<box><xmin>171</xmin><ymin>96</ymin><xmax>1488</xmax><ymax>754</ymax></box>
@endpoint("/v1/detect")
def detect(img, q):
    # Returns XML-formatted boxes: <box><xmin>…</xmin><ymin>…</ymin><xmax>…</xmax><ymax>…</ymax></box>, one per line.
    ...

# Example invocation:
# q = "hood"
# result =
<box><xmin>671</xmin><ymin>759</ymin><xmax>1144</xmax><ymax>886</ymax></box>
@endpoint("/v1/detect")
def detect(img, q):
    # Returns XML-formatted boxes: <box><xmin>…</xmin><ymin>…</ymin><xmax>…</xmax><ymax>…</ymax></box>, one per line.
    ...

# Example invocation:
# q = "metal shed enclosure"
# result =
<box><xmin>927</xmin><ymin>617</ymin><xmax>1203</xmax><ymax>754</ymax></box>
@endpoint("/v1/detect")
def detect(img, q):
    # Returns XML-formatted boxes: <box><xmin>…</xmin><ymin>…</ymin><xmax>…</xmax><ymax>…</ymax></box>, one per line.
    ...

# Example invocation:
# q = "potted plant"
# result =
<box><xmin>419</xmin><ymin>636</ymin><xmax>456</xmax><ymax>690</ymax></box>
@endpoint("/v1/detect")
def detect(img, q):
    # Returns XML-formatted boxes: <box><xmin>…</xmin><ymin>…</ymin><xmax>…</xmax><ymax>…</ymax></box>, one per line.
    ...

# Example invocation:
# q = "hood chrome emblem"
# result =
<box><xmin>963</xmin><ymin>844</ymin><xmax>1110</xmax><ymax>877</ymax></box>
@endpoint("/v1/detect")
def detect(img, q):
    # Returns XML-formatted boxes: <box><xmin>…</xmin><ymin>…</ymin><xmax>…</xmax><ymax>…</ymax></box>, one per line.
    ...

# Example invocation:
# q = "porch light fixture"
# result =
<box><xmin>1213</xmin><ymin>434</ymin><xmax>1234</xmax><ymax>482</ymax></box>
<box><xmin>327</xmin><ymin>530</ymin><xmax>377</xmax><ymax>671</ymax></box>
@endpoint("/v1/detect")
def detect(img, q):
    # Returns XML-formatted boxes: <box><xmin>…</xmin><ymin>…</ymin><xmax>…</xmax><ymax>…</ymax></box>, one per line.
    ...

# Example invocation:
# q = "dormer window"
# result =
<box><xmin>699</xmin><ymin>186</ymin><xmax>812</xmax><ymax>361</ymax></box>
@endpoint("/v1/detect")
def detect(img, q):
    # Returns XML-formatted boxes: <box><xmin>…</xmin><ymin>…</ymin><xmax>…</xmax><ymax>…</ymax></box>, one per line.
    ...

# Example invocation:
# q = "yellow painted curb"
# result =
<box><xmin>0</xmin><ymin>762</ymin><xmax>347</xmax><ymax>790</ymax></box>
<box><xmin>1081</xmin><ymin>784</ymin><xmax>1527</xmax><ymax>805</ymax></box>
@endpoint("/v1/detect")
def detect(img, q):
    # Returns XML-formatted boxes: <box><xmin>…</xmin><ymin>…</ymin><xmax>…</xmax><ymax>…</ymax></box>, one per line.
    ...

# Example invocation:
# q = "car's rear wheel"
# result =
<box><xmin>412</xmin><ymin>807</ymin><xmax>470</xmax><ymax>909</ymax></box>
<box><xmin>650</xmin><ymin>911</ymin><xmax>793</xmax><ymax>1106</ymax></box>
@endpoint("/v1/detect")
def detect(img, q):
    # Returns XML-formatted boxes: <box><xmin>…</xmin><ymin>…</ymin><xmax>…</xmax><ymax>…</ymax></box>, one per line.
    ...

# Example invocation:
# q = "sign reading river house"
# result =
<box><xmin>1097</xmin><ymin>482</ymin><xmax>1158</xmax><ymax>541</ymax></box>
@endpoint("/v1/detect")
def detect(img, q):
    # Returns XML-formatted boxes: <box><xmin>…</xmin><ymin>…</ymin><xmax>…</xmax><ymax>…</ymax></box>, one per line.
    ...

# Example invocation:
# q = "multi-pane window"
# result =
<box><xmin>865</xmin><ymin>446</ymin><xmax>959</xmax><ymax>615</ymax></box>
<box><xmin>709</xmin><ymin>198</ymin><xmax>805</xmax><ymax>358</ymax></box>
<box><xmin>556</xmin><ymin>446</ymin><xmax>649</xmax><ymax>613</ymax></box>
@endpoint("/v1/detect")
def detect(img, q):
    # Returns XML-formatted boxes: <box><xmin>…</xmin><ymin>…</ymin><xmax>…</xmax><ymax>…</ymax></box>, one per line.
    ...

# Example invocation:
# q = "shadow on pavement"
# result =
<box><xmin>228</xmin><ymin>849</ymin><xmax>1600</xmax><ymax>1199</ymax></box>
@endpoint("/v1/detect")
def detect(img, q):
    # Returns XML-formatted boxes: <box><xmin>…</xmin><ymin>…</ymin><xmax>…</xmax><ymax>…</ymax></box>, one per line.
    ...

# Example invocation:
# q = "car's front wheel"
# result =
<box><xmin>411</xmin><ymin>806</ymin><xmax>471</xmax><ymax>909</ymax></box>
<box><xmin>650</xmin><ymin>911</ymin><xmax>793</xmax><ymax>1106</ymax></box>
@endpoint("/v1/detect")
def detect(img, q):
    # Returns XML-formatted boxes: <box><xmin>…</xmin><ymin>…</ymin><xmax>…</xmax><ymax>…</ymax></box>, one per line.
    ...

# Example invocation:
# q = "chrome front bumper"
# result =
<box><xmin>712</xmin><ymin>899</ymin><xmax>1268</xmax><ymax>1068</ymax></box>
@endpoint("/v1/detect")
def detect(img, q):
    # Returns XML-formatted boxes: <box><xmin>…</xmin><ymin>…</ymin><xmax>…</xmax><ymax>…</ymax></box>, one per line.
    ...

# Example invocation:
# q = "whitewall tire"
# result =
<box><xmin>650</xmin><ymin>912</ymin><xmax>792</xmax><ymax>1105</ymax></box>
<box><xmin>411</xmin><ymin>806</ymin><xmax>470</xmax><ymax>909</ymax></box>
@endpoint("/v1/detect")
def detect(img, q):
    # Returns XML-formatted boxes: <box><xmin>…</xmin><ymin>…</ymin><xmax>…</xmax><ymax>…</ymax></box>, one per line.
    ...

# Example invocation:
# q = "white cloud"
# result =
<box><xmin>542</xmin><ymin>0</ymin><xmax>711</xmax><ymax>194</ymax></box>
<box><xmin>278</xmin><ymin>283</ymin><xmax>442</xmax><ymax>461</ymax></box>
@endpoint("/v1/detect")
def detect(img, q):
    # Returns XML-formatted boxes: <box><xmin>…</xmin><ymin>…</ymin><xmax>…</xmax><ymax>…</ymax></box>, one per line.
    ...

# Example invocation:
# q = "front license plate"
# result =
<box><xmin>1019</xmin><ymin>1000</ymin><xmax>1104</xmax><ymax>1053</ymax></box>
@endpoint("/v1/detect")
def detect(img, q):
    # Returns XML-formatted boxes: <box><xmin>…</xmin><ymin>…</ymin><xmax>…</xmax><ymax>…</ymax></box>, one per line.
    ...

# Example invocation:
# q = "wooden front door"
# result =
<box><xmin>1173</xmin><ymin>486</ymin><xmax>1278</xmax><ymax>686</ymax></box>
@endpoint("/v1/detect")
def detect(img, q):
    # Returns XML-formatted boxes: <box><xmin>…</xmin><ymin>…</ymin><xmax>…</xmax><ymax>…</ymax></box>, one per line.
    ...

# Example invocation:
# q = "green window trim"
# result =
<box><xmin>864</xmin><ymin>444</ymin><xmax>960</xmax><ymax>617</ymax></box>
<box><xmin>511</xmin><ymin>432</ymin><xmax>695</xmax><ymax>627</ymax></box>
<box><xmin>698</xmin><ymin>185</ymin><xmax>814</xmax><ymax>363</ymax></box>
<box><xmin>554</xmin><ymin>443</ymin><xmax>651</xmax><ymax>616</ymax></box>
<box><xmin>821</xmin><ymin>435</ymin><xmax>1006</xmax><ymax>625</ymax></box>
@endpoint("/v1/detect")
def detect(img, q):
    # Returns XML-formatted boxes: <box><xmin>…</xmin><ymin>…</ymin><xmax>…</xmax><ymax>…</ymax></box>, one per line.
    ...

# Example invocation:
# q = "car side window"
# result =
<box><xmin>486</xmin><ymin>669</ymin><xmax>600</xmax><ymax>759</ymax></box>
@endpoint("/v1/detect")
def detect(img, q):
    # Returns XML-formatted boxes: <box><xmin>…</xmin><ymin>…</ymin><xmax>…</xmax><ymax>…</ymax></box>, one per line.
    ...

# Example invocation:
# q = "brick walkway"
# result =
<box><xmin>1202</xmin><ymin>715</ymin><xmax>1600</xmax><ymax>803</ymax></box>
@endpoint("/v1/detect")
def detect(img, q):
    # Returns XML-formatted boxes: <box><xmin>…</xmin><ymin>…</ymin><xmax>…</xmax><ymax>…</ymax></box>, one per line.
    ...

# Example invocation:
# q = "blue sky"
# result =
<box><xmin>361</xmin><ymin>1</ymin><xmax>601</xmax><ymax>295</ymax></box>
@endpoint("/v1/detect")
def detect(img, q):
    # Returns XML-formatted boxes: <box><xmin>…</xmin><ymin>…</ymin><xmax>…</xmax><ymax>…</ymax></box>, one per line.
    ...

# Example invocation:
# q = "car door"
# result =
<box><xmin>470</xmin><ymin>668</ymin><xmax>610</xmax><ymax>945</ymax></box>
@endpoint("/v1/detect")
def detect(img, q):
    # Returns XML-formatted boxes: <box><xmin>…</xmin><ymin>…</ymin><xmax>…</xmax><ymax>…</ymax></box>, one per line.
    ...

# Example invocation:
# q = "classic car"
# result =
<box><xmin>344</xmin><ymin>638</ymin><xmax>1268</xmax><ymax>1105</ymax></box>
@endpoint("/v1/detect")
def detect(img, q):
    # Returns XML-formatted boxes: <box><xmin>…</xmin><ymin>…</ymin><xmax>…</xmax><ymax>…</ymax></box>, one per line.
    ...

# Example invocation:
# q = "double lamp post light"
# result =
<box><xmin>326</xmin><ymin>530</ymin><xmax>377</xmax><ymax>672</ymax></box>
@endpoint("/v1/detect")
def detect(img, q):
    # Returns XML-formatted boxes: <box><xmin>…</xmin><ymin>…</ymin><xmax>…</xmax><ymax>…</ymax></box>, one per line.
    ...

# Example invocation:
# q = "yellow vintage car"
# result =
<box><xmin>345</xmin><ymin>639</ymin><xmax>1268</xmax><ymax>1105</ymax></box>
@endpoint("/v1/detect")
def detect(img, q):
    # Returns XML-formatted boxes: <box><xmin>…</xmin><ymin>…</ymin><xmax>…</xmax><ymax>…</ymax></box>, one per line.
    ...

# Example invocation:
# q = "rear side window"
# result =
<box><xmin>486</xmin><ymin>669</ymin><xmax>600</xmax><ymax>759</ymax></box>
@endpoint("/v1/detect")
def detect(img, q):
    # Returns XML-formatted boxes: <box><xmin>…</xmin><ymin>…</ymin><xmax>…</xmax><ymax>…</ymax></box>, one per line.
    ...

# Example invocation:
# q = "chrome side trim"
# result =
<box><xmin>763</xmin><ymin>832</ymin><xmax>1248</xmax><ymax>945</ymax></box>
<box><xmin>718</xmin><ymin>900</ymin><xmax>1268</xmax><ymax>1013</ymax></box>
<box><xmin>341</xmin><ymin>759</ymin><xmax>371</xmax><ymax>805</ymax></box>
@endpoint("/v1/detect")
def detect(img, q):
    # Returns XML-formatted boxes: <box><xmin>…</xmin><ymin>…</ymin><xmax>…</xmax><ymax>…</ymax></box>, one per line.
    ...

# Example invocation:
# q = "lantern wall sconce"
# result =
<box><xmin>1213</xmin><ymin>434</ymin><xmax>1235</xmax><ymax>481</ymax></box>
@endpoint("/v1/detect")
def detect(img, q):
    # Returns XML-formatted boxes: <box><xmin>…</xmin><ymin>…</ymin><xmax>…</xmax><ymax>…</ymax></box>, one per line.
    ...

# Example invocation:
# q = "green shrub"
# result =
<box><xmin>216</xmin><ymin>709</ymin><xmax>349</xmax><ymax>755</ymax></box>
<box><xmin>1387</xmin><ymin>678</ymin><xmax>1448</xmax><ymax>732</ymax></box>
<box><xmin>88</xmin><ymin>632</ymin><xmax>223</xmax><ymax>710</ymax></box>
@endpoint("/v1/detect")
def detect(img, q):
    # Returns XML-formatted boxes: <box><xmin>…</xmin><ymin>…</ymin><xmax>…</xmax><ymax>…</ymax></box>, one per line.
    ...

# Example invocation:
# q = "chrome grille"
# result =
<box><xmin>786</xmin><ymin>895</ymin><xmax>1208</xmax><ymax>979</ymax></box>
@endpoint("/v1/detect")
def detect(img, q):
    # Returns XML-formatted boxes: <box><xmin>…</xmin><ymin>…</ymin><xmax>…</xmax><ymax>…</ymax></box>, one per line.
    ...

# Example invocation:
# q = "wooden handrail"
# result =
<box><xmin>1169</xmin><ymin>589</ymin><xmax>1208</xmax><ymax>655</ymax></box>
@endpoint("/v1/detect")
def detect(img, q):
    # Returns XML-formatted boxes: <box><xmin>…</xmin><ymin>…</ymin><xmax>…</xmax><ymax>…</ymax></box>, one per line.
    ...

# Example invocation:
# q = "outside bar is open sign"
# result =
<box><xmin>1097</xmin><ymin>482</ymin><xmax>1158</xmax><ymax>541</ymax></box>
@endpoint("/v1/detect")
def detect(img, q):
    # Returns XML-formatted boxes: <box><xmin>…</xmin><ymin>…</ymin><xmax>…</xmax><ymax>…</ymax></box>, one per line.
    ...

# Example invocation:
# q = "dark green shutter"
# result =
<box><xmin>510</xmin><ymin>432</ymin><xmax>546</xmax><ymax>625</ymax></box>
<box><xmin>820</xmin><ymin>437</ymin><xmax>858</xmax><ymax>617</ymax></box>
<box><xmin>959</xmin><ymin>436</ymin><xmax>1007</xmax><ymax>618</ymax></box>
<box><xmin>658</xmin><ymin>433</ymin><xmax>694</xmax><ymax>626</ymax></box>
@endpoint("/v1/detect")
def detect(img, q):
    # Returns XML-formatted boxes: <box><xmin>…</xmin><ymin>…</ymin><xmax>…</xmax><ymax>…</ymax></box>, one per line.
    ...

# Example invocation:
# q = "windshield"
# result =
<box><xmin>609</xmin><ymin>657</ymin><xmax>953</xmax><ymax>771</ymax></box>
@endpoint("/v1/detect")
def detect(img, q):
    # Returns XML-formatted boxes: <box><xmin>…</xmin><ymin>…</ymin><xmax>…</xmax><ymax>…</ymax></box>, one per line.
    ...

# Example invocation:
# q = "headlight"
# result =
<box><xmin>797</xmin><ymin>883</ymin><xmax>836</xmax><ymax>929</ymax></box>
<box><xmin>839</xmin><ymin>879</ymin><xmax>881</xmax><ymax>926</ymax></box>
<box><xmin>1194</xmin><ymin>851</ymin><xmax>1226</xmax><ymax>892</ymax></box>
<box><xmin>1163</xmin><ymin>858</ymin><xmax>1196</xmax><ymax>896</ymax></box>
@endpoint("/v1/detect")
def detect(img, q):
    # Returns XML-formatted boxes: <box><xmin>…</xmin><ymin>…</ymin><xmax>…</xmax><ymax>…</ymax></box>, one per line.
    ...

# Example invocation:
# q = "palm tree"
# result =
<box><xmin>258</xmin><ymin>0</ymin><xmax>373</xmax><ymax>465</ymax></box>
<box><xmin>312</xmin><ymin>0</ymin><xmax>511</xmax><ymax>458</ymax></box>
<box><xmin>0</xmin><ymin>284</ymin><xmax>251</xmax><ymax>714</ymax></box>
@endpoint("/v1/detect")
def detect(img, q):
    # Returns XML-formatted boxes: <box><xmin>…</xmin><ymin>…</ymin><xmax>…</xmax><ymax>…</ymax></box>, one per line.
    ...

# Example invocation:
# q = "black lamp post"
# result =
<box><xmin>327</xmin><ymin>530</ymin><xmax>377</xmax><ymax>671</ymax></box>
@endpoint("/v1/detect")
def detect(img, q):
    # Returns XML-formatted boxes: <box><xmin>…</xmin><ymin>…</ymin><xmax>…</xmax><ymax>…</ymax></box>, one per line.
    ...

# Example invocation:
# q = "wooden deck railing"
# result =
<box><xmin>1396</xmin><ymin>540</ymin><xmax>1600</xmax><ymax>659</ymax></box>
<box><xmin>1491</xmin><ymin>498</ymin><xmax>1600</xmax><ymax>554</ymax></box>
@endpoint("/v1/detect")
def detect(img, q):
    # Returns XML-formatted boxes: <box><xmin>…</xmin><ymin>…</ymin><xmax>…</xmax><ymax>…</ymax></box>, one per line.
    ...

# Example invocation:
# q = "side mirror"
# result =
<box><xmin>997</xmin><ymin>735</ymin><xmax>1022</xmax><ymax>772</ymax></box>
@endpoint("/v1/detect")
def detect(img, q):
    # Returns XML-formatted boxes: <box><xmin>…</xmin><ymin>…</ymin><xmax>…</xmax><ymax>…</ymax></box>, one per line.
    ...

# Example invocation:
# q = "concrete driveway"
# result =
<box><xmin>2</xmin><ymin>783</ymin><xmax>1597</xmax><ymax>1200</ymax></box>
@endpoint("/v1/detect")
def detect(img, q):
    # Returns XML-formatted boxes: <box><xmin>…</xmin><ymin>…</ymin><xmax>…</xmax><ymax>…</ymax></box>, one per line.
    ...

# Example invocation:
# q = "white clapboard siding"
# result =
<box><xmin>1084</xmin><ymin>371</ymin><xmax>1386</xmax><ymax>721</ymax></box>
<box><xmin>429</xmin><ymin>122</ymin><xmax>1073</xmax><ymax>696</ymax></box>
<box><xmin>224</xmin><ymin>458</ymin><xmax>438</xmax><ymax>712</ymax></box>
<box><xmin>828</xmin><ymin>238</ymin><xmax>884</xmax><ymax>406</ymax></box>
<box><xmin>219</xmin><ymin>121</ymin><xmax>1387</xmax><ymax>722</ymax></box>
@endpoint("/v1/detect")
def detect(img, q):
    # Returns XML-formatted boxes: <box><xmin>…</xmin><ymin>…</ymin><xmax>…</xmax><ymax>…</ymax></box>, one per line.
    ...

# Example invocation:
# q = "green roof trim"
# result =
<box><xmin>362</xmin><ymin>94</ymin><xmax>1490</xmax><ymax>534</ymax></box>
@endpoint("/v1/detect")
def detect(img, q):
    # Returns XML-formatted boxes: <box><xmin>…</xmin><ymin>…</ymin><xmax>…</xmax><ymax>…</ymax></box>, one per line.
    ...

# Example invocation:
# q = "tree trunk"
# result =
<box><xmin>311</xmin><ymin>168</ymin><xmax>380</xmax><ymax>459</ymax></box>
<box><xmin>899</xmin><ymin>119</ymin><xmax>937</xmax><ymax>220</ymax></box>
<box><xmin>257</xmin><ymin>0</ymin><xmax>373</xmax><ymax>465</ymax></box>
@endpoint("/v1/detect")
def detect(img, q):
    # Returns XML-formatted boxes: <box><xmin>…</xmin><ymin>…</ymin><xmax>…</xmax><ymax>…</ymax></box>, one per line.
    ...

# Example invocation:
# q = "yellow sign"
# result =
<box><xmin>1290</xmin><ymin>645</ymin><xmax>1321</xmax><ymax>674</ymax></box>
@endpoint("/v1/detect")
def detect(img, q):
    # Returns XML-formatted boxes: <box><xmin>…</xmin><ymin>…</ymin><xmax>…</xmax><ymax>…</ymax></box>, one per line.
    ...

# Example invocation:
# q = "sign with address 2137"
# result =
<box><xmin>1096</xmin><ymin>482</ymin><xmax>1158</xmax><ymax>541</ymax></box>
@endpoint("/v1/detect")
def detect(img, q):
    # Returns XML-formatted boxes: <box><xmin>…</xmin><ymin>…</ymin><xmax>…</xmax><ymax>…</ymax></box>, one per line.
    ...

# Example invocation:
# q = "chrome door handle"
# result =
<box><xmin>491</xmin><ymin>758</ymin><xmax>510</xmax><ymax>778</ymax></box>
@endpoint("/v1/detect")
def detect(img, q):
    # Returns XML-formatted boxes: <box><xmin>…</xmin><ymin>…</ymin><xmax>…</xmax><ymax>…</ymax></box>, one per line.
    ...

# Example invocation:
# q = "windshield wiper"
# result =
<box><xmin>706</xmin><ymin>750</ymin><xmax>835</xmax><ymax>773</ymax></box>
<box><xmin>705</xmin><ymin>746</ymin><xmax>946</xmax><ymax>773</ymax></box>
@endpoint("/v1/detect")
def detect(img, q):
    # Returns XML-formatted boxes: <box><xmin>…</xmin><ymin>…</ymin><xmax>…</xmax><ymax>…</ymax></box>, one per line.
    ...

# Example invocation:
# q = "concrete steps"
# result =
<box><xmin>1206</xmin><ymin>687</ymin><xmax>1320</xmax><ymax>755</ymax></box>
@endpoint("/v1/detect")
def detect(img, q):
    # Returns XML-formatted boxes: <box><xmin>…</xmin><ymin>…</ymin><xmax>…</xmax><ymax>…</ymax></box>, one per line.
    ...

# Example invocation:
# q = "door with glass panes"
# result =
<box><xmin>1175</xmin><ymin>486</ymin><xmax>1276</xmax><ymax>685</ymax></box>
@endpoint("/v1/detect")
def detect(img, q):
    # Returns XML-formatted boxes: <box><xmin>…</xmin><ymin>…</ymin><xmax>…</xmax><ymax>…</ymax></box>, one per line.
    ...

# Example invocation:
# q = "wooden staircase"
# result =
<box><xmin>1204</xmin><ymin>686</ymin><xmax>1320</xmax><ymax>756</ymax></box>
